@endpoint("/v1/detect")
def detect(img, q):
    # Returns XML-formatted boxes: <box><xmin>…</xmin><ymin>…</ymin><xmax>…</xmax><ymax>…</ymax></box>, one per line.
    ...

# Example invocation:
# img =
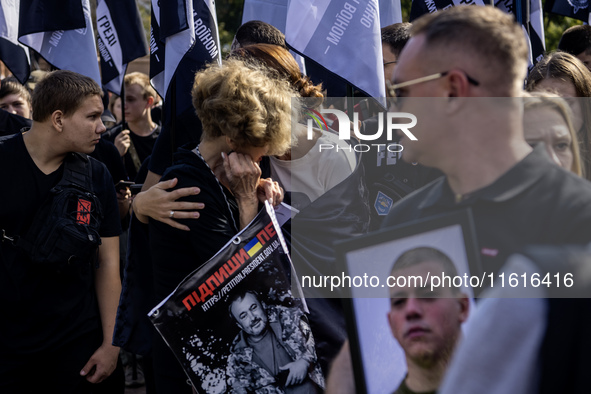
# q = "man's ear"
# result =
<box><xmin>445</xmin><ymin>71</ymin><xmax>471</xmax><ymax>114</ymax></box>
<box><xmin>446</xmin><ymin>69</ymin><xmax>472</xmax><ymax>98</ymax></box>
<box><xmin>457</xmin><ymin>293</ymin><xmax>470</xmax><ymax>324</ymax></box>
<box><xmin>52</xmin><ymin>110</ymin><xmax>64</xmax><ymax>132</ymax></box>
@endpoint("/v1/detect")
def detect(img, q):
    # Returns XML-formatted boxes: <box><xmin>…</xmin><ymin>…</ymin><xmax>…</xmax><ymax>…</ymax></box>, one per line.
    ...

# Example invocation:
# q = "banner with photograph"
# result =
<box><xmin>148</xmin><ymin>202</ymin><xmax>324</xmax><ymax>393</ymax></box>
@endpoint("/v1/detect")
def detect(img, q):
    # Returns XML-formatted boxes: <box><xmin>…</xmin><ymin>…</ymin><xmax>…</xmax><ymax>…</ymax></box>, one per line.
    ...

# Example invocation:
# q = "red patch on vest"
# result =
<box><xmin>77</xmin><ymin>199</ymin><xmax>91</xmax><ymax>225</ymax></box>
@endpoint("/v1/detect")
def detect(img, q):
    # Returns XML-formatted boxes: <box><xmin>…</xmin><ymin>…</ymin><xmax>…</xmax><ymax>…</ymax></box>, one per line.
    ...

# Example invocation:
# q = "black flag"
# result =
<box><xmin>18</xmin><ymin>0</ymin><xmax>101</xmax><ymax>84</ymax></box>
<box><xmin>97</xmin><ymin>0</ymin><xmax>148</xmax><ymax>94</ymax></box>
<box><xmin>545</xmin><ymin>0</ymin><xmax>589</xmax><ymax>22</ymax></box>
<box><xmin>0</xmin><ymin>2</ymin><xmax>30</xmax><ymax>84</ymax></box>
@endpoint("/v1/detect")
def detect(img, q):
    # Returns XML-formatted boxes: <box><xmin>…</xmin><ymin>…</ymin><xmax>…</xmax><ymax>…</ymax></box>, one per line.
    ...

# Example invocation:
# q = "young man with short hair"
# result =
<box><xmin>382</xmin><ymin>23</ymin><xmax>412</xmax><ymax>84</ymax></box>
<box><xmin>105</xmin><ymin>72</ymin><xmax>160</xmax><ymax>181</ymax></box>
<box><xmin>387</xmin><ymin>247</ymin><xmax>469</xmax><ymax>394</ymax></box>
<box><xmin>0</xmin><ymin>77</ymin><xmax>32</xmax><ymax>119</ymax></box>
<box><xmin>0</xmin><ymin>70</ymin><xmax>122</xmax><ymax>393</ymax></box>
<box><xmin>558</xmin><ymin>25</ymin><xmax>591</xmax><ymax>71</ymax></box>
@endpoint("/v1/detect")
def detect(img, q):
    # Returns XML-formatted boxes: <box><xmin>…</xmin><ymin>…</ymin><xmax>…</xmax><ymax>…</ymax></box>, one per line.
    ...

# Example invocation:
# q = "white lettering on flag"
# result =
<box><xmin>286</xmin><ymin>0</ymin><xmax>386</xmax><ymax>103</ymax></box>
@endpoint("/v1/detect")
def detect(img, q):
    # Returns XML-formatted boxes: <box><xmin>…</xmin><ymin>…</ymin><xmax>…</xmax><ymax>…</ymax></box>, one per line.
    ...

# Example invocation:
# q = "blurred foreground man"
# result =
<box><xmin>383</xmin><ymin>5</ymin><xmax>591</xmax><ymax>272</ymax></box>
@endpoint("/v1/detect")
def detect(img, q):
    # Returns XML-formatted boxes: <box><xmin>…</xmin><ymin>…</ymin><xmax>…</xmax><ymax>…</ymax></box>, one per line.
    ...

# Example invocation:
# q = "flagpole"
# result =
<box><xmin>170</xmin><ymin>75</ymin><xmax>177</xmax><ymax>165</ymax></box>
<box><xmin>121</xmin><ymin>80</ymin><xmax>126</xmax><ymax>128</ymax></box>
<box><xmin>346</xmin><ymin>84</ymin><xmax>354</xmax><ymax>123</ymax></box>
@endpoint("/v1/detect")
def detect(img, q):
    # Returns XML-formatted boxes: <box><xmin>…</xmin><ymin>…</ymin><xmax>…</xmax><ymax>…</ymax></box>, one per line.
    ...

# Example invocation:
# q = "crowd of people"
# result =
<box><xmin>2</xmin><ymin>4</ymin><xmax>591</xmax><ymax>394</ymax></box>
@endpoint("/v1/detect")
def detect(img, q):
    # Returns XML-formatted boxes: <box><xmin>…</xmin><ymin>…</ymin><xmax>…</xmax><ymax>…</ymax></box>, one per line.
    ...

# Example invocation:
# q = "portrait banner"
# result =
<box><xmin>148</xmin><ymin>202</ymin><xmax>325</xmax><ymax>393</ymax></box>
<box><xmin>336</xmin><ymin>210</ymin><xmax>480</xmax><ymax>394</ymax></box>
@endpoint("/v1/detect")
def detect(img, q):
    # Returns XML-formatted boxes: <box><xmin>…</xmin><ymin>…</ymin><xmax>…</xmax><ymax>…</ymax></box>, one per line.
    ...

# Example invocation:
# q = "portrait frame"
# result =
<box><xmin>335</xmin><ymin>209</ymin><xmax>481</xmax><ymax>394</ymax></box>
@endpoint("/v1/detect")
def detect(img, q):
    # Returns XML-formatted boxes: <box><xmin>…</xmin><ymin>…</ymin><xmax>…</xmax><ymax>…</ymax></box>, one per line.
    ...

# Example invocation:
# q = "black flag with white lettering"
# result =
<box><xmin>162</xmin><ymin>0</ymin><xmax>221</xmax><ymax>129</ymax></box>
<box><xmin>18</xmin><ymin>0</ymin><xmax>84</xmax><ymax>35</ymax></box>
<box><xmin>150</xmin><ymin>0</ymin><xmax>221</xmax><ymax>164</ymax></box>
<box><xmin>0</xmin><ymin>1</ymin><xmax>30</xmax><ymax>84</ymax></box>
<box><xmin>410</xmin><ymin>0</ymin><xmax>454</xmax><ymax>21</ymax></box>
<box><xmin>545</xmin><ymin>0</ymin><xmax>589</xmax><ymax>22</ymax></box>
<box><xmin>97</xmin><ymin>0</ymin><xmax>148</xmax><ymax>94</ymax></box>
<box><xmin>409</xmin><ymin>0</ymin><xmax>545</xmax><ymax>67</ymax></box>
<box><xmin>495</xmin><ymin>0</ymin><xmax>546</xmax><ymax>66</ymax></box>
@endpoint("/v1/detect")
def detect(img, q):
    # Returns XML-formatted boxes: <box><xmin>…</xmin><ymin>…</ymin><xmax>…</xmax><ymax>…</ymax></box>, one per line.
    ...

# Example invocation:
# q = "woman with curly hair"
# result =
<box><xmin>231</xmin><ymin>43</ymin><xmax>356</xmax><ymax>205</ymax></box>
<box><xmin>142</xmin><ymin>59</ymin><xmax>298</xmax><ymax>393</ymax></box>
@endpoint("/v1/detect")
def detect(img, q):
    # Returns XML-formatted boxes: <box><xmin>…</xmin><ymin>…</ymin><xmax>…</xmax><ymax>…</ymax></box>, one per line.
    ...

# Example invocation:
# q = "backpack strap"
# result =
<box><xmin>57</xmin><ymin>152</ymin><xmax>93</xmax><ymax>192</ymax></box>
<box><xmin>1</xmin><ymin>152</ymin><xmax>95</xmax><ymax>249</ymax></box>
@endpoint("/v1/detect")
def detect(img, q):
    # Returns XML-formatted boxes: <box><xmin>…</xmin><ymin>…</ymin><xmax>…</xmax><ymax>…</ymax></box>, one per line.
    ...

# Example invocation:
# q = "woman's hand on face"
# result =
<box><xmin>222</xmin><ymin>151</ymin><xmax>262</xmax><ymax>203</ymax></box>
<box><xmin>257</xmin><ymin>178</ymin><xmax>284</xmax><ymax>207</ymax></box>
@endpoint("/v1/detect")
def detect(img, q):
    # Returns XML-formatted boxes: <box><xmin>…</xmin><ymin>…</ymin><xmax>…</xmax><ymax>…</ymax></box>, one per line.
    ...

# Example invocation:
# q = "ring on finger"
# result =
<box><xmin>170</xmin><ymin>210</ymin><xmax>175</xmax><ymax>218</ymax></box>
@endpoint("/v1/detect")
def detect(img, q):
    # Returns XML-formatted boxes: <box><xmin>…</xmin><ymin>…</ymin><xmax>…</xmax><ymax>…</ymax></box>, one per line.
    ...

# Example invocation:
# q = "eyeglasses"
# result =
<box><xmin>383</xmin><ymin>61</ymin><xmax>397</xmax><ymax>67</ymax></box>
<box><xmin>389</xmin><ymin>70</ymin><xmax>480</xmax><ymax>105</ymax></box>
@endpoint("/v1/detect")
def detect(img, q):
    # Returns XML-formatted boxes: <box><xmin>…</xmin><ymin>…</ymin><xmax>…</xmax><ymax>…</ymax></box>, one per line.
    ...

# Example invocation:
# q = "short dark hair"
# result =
<box><xmin>32</xmin><ymin>70</ymin><xmax>102</xmax><ymax>122</ymax></box>
<box><xmin>391</xmin><ymin>247</ymin><xmax>460</xmax><ymax>292</ymax></box>
<box><xmin>412</xmin><ymin>6</ymin><xmax>528</xmax><ymax>95</ymax></box>
<box><xmin>558</xmin><ymin>25</ymin><xmax>591</xmax><ymax>56</ymax></box>
<box><xmin>227</xmin><ymin>289</ymin><xmax>261</xmax><ymax>321</ymax></box>
<box><xmin>235</xmin><ymin>20</ymin><xmax>286</xmax><ymax>48</ymax></box>
<box><xmin>381</xmin><ymin>22</ymin><xmax>412</xmax><ymax>57</ymax></box>
<box><xmin>0</xmin><ymin>77</ymin><xmax>31</xmax><ymax>105</ymax></box>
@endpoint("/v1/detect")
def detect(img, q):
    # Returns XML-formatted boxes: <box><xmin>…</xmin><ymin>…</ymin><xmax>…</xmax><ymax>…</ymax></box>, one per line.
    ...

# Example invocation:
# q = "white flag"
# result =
<box><xmin>286</xmin><ymin>0</ymin><xmax>386</xmax><ymax>102</ymax></box>
<box><xmin>242</xmin><ymin>0</ymin><xmax>288</xmax><ymax>32</ymax></box>
<box><xmin>380</xmin><ymin>0</ymin><xmax>402</xmax><ymax>26</ymax></box>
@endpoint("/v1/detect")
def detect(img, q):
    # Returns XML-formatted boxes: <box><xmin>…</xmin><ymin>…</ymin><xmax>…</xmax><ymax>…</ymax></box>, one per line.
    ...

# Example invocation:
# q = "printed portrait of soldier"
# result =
<box><xmin>387</xmin><ymin>247</ymin><xmax>469</xmax><ymax>394</ymax></box>
<box><xmin>226</xmin><ymin>289</ymin><xmax>325</xmax><ymax>393</ymax></box>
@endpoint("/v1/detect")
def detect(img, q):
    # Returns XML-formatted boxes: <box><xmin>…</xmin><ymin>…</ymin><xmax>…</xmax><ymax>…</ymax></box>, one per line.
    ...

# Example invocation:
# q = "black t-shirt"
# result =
<box><xmin>147</xmin><ymin>111</ymin><xmax>203</xmax><ymax>176</ymax></box>
<box><xmin>0</xmin><ymin>108</ymin><xmax>31</xmax><ymax>137</ymax></box>
<box><xmin>0</xmin><ymin>133</ymin><xmax>122</xmax><ymax>354</ymax></box>
<box><xmin>105</xmin><ymin>124</ymin><xmax>160</xmax><ymax>181</ymax></box>
<box><xmin>382</xmin><ymin>145</ymin><xmax>591</xmax><ymax>275</ymax></box>
<box><xmin>149</xmin><ymin>145</ymin><xmax>239</xmax><ymax>301</ymax></box>
<box><xmin>90</xmin><ymin>137</ymin><xmax>128</xmax><ymax>183</ymax></box>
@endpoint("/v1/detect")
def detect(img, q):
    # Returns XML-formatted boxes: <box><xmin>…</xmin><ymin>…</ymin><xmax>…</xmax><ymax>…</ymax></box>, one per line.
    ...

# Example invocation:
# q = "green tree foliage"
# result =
<box><xmin>135</xmin><ymin>0</ymin><xmax>244</xmax><ymax>57</ymax></box>
<box><xmin>217</xmin><ymin>0</ymin><xmax>245</xmax><ymax>56</ymax></box>
<box><xmin>544</xmin><ymin>14</ymin><xmax>582</xmax><ymax>52</ymax></box>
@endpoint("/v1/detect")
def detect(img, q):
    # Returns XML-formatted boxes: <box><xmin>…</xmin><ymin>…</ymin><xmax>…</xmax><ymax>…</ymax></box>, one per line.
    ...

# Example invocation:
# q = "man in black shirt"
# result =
<box><xmin>382</xmin><ymin>6</ymin><xmax>591</xmax><ymax>273</ymax></box>
<box><xmin>0</xmin><ymin>70</ymin><xmax>122</xmax><ymax>393</ymax></box>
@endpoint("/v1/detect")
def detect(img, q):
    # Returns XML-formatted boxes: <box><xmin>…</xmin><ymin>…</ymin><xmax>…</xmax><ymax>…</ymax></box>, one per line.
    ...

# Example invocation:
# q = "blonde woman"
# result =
<box><xmin>524</xmin><ymin>92</ymin><xmax>583</xmax><ymax>176</ymax></box>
